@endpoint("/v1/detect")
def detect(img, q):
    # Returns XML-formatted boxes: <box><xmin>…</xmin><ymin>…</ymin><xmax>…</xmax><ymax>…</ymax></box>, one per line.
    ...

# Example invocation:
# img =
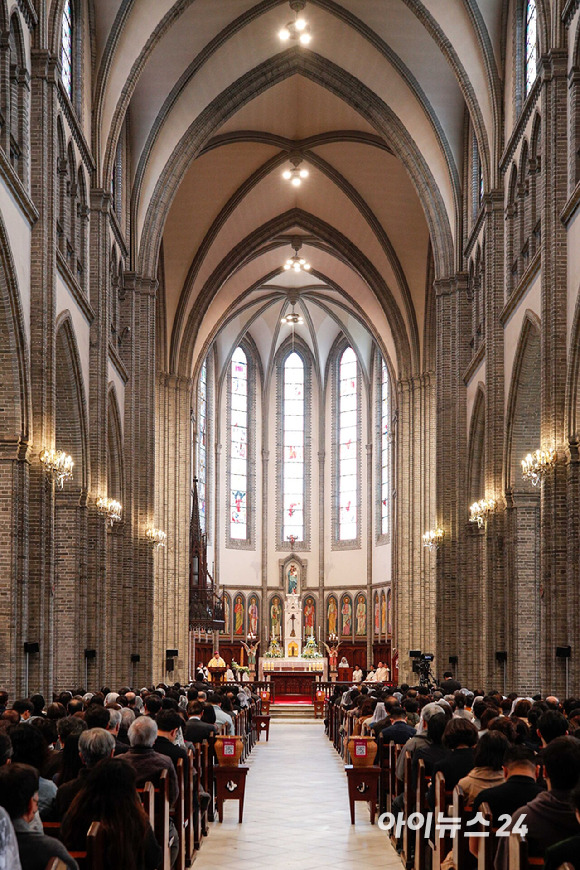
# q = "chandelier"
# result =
<box><xmin>96</xmin><ymin>496</ymin><xmax>122</xmax><ymax>525</ymax></box>
<box><xmin>422</xmin><ymin>528</ymin><xmax>444</xmax><ymax>551</ymax></box>
<box><xmin>521</xmin><ymin>448</ymin><xmax>556</xmax><ymax>486</ymax></box>
<box><xmin>281</xmin><ymin>303</ymin><xmax>303</xmax><ymax>326</ymax></box>
<box><xmin>146</xmin><ymin>527</ymin><xmax>167</xmax><ymax>548</ymax></box>
<box><xmin>279</xmin><ymin>0</ymin><xmax>312</xmax><ymax>45</ymax></box>
<box><xmin>40</xmin><ymin>448</ymin><xmax>74</xmax><ymax>488</ymax></box>
<box><xmin>283</xmin><ymin>239</ymin><xmax>311</xmax><ymax>273</ymax></box>
<box><xmin>282</xmin><ymin>156</ymin><xmax>309</xmax><ymax>187</ymax></box>
<box><xmin>469</xmin><ymin>498</ymin><xmax>496</xmax><ymax>528</ymax></box>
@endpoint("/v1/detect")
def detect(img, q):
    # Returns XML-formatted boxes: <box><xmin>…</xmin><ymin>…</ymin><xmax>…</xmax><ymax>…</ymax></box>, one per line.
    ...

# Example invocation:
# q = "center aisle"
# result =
<box><xmin>194</xmin><ymin>723</ymin><xmax>401</xmax><ymax>870</ymax></box>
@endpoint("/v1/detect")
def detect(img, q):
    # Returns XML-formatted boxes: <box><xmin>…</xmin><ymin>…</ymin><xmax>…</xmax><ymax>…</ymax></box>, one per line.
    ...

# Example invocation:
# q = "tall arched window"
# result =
<box><xmin>524</xmin><ymin>0</ymin><xmax>537</xmax><ymax>98</ymax></box>
<box><xmin>283</xmin><ymin>352</ymin><xmax>305</xmax><ymax>542</ymax></box>
<box><xmin>379</xmin><ymin>357</ymin><xmax>390</xmax><ymax>537</ymax></box>
<box><xmin>198</xmin><ymin>359</ymin><xmax>208</xmax><ymax>534</ymax></box>
<box><xmin>338</xmin><ymin>347</ymin><xmax>358</xmax><ymax>542</ymax></box>
<box><xmin>229</xmin><ymin>347</ymin><xmax>248</xmax><ymax>540</ymax></box>
<box><xmin>61</xmin><ymin>1</ymin><xmax>74</xmax><ymax>99</ymax></box>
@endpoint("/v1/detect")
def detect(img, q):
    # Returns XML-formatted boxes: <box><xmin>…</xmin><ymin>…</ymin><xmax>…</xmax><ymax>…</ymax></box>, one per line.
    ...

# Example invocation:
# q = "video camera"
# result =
<box><xmin>409</xmin><ymin>650</ymin><xmax>435</xmax><ymax>688</ymax></box>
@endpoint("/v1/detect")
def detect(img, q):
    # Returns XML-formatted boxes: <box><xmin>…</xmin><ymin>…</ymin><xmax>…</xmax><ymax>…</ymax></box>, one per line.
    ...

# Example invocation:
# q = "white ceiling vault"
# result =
<box><xmin>83</xmin><ymin>0</ymin><xmax>506</xmax><ymax>383</ymax></box>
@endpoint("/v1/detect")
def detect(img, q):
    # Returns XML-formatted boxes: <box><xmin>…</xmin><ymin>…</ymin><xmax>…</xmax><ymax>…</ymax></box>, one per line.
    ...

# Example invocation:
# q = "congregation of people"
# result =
<box><xmin>0</xmin><ymin>677</ymin><xmax>258</xmax><ymax>870</ymax></box>
<box><xmin>327</xmin><ymin>670</ymin><xmax>580</xmax><ymax>869</ymax></box>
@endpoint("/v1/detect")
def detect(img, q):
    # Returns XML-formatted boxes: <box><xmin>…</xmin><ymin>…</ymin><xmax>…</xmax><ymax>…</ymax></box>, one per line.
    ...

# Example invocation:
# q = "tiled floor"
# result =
<box><xmin>193</xmin><ymin>722</ymin><xmax>401</xmax><ymax>869</ymax></box>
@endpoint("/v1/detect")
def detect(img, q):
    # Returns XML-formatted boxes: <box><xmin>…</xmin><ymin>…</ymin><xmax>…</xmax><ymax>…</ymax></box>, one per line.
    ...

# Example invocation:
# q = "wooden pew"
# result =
<box><xmin>171</xmin><ymin>758</ymin><xmax>187</xmax><ymax>870</ymax></box>
<box><xmin>138</xmin><ymin>770</ymin><xmax>170</xmax><ymax>870</ymax></box>
<box><xmin>508</xmin><ymin>832</ymin><xmax>544</xmax><ymax>870</ymax></box>
<box><xmin>184</xmin><ymin>748</ymin><xmax>196</xmax><ymax>863</ymax></box>
<box><xmin>137</xmin><ymin>781</ymin><xmax>155</xmax><ymax>830</ymax></box>
<box><xmin>400</xmin><ymin>750</ymin><xmax>414</xmax><ymax>868</ymax></box>
<box><xmin>414</xmin><ymin>759</ymin><xmax>430</xmax><ymax>870</ymax></box>
<box><xmin>388</xmin><ymin>742</ymin><xmax>404</xmax><ymax>813</ymax></box>
<box><xmin>43</xmin><ymin>821</ymin><xmax>63</xmax><ymax>840</ymax></box>
<box><xmin>68</xmin><ymin>821</ymin><xmax>105</xmax><ymax>870</ymax></box>
<box><xmin>476</xmin><ymin>802</ymin><xmax>495</xmax><ymax>870</ymax></box>
<box><xmin>429</xmin><ymin>771</ymin><xmax>452</xmax><ymax>870</ymax></box>
<box><xmin>45</xmin><ymin>860</ymin><xmax>68</xmax><ymax>870</ymax></box>
<box><xmin>452</xmin><ymin>784</ymin><xmax>475</xmax><ymax>870</ymax></box>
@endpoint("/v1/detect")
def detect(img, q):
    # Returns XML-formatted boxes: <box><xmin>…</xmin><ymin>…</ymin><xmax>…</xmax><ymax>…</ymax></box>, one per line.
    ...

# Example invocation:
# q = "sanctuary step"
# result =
<box><xmin>269</xmin><ymin>703</ymin><xmax>317</xmax><ymax>721</ymax></box>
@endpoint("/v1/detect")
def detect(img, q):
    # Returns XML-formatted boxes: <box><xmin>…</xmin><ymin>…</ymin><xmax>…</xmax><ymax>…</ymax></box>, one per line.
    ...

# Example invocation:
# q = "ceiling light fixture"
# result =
<box><xmin>282</xmin><ymin>156</ymin><xmax>309</xmax><ymax>187</ymax></box>
<box><xmin>278</xmin><ymin>0</ymin><xmax>312</xmax><ymax>46</ymax></box>
<box><xmin>283</xmin><ymin>238</ymin><xmax>311</xmax><ymax>273</ymax></box>
<box><xmin>281</xmin><ymin>303</ymin><xmax>304</xmax><ymax>326</ymax></box>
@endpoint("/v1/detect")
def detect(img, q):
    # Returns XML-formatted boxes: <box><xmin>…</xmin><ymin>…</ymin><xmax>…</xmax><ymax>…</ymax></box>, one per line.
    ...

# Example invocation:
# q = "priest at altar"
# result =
<box><xmin>208</xmin><ymin>651</ymin><xmax>226</xmax><ymax>668</ymax></box>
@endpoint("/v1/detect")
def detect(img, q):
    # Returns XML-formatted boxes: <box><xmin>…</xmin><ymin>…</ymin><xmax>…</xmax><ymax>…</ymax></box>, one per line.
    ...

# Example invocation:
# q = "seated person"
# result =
<box><xmin>544</xmin><ymin>779</ymin><xmax>580</xmax><ymax>870</ymax></box>
<box><xmin>352</xmin><ymin>666</ymin><xmax>363</xmax><ymax>684</ymax></box>
<box><xmin>8</xmin><ymin>725</ymin><xmax>57</xmax><ymax>820</ymax></box>
<box><xmin>427</xmin><ymin>718</ymin><xmax>478</xmax><ymax>809</ymax></box>
<box><xmin>379</xmin><ymin>705</ymin><xmax>416</xmax><ymax>743</ymax></box>
<box><xmin>0</xmin><ymin>762</ymin><xmax>78</xmax><ymax>870</ymax></box>
<box><xmin>55</xmin><ymin>728</ymin><xmax>115</xmax><ymax>819</ymax></box>
<box><xmin>61</xmin><ymin>758</ymin><xmax>161</xmax><ymax>870</ymax></box>
<box><xmin>458</xmin><ymin>731</ymin><xmax>509</xmax><ymax>804</ymax></box>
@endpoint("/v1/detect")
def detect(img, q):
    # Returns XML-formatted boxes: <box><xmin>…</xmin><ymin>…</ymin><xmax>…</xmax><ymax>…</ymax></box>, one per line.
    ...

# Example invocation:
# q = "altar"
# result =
<box><xmin>259</xmin><ymin>657</ymin><xmax>327</xmax><ymax>695</ymax></box>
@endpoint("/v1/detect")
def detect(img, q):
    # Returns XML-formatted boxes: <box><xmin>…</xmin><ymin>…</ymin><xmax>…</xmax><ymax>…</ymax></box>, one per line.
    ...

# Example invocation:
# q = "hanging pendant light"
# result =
<box><xmin>283</xmin><ymin>238</ymin><xmax>311</xmax><ymax>273</ymax></box>
<box><xmin>282</xmin><ymin>156</ymin><xmax>309</xmax><ymax>187</ymax></box>
<box><xmin>278</xmin><ymin>0</ymin><xmax>312</xmax><ymax>46</ymax></box>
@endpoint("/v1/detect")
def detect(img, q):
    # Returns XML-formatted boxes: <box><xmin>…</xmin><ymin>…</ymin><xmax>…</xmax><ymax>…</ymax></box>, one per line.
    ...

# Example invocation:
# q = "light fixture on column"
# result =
<box><xmin>96</xmin><ymin>496</ymin><xmax>122</xmax><ymax>525</ymax></box>
<box><xmin>282</xmin><ymin>156</ymin><xmax>309</xmax><ymax>187</ymax></box>
<box><xmin>469</xmin><ymin>498</ymin><xmax>496</xmax><ymax>528</ymax></box>
<box><xmin>521</xmin><ymin>447</ymin><xmax>556</xmax><ymax>486</ymax></box>
<box><xmin>422</xmin><ymin>528</ymin><xmax>444</xmax><ymax>550</ymax></box>
<box><xmin>283</xmin><ymin>238</ymin><xmax>311</xmax><ymax>273</ymax></box>
<box><xmin>146</xmin><ymin>527</ymin><xmax>167</xmax><ymax>548</ymax></box>
<box><xmin>278</xmin><ymin>0</ymin><xmax>312</xmax><ymax>45</ymax></box>
<box><xmin>39</xmin><ymin>448</ymin><xmax>74</xmax><ymax>488</ymax></box>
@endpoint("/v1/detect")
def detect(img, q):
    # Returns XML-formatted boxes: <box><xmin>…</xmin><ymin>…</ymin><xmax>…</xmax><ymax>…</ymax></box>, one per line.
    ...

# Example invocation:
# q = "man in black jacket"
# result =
<box><xmin>184</xmin><ymin>701</ymin><xmax>218</xmax><ymax>743</ymax></box>
<box><xmin>439</xmin><ymin>671</ymin><xmax>461</xmax><ymax>693</ymax></box>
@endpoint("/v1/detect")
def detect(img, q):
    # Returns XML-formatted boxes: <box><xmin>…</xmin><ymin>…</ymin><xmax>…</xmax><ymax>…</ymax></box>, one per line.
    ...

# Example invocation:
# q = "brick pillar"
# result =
<box><xmin>122</xmin><ymin>272</ymin><xmax>157</xmax><ymax>683</ymax></box>
<box><xmin>483</xmin><ymin>191</ymin><xmax>507</xmax><ymax>689</ymax></box>
<box><xmin>155</xmin><ymin>373</ymin><xmax>192</xmax><ymax>685</ymax></box>
<box><xmin>539</xmin><ymin>51</ymin><xmax>569</xmax><ymax>695</ymax></box>
<box><xmin>435</xmin><ymin>275</ymin><xmax>468</xmax><ymax>683</ymax></box>
<box><xmin>395</xmin><ymin>372</ymin><xmax>436</xmax><ymax>683</ymax></box>
<box><xmin>566</xmin><ymin>438</ymin><xmax>580</xmax><ymax>690</ymax></box>
<box><xmin>27</xmin><ymin>50</ymin><xmax>58</xmax><ymax>696</ymax></box>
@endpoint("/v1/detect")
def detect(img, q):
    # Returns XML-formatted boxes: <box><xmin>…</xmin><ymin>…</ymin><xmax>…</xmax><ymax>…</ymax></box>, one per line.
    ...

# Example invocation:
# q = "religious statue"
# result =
<box><xmin>303</xmin><ymin>596</ymin><xmax>315</xmax><ymax>634</ymax></box>
<box><xmin>287</xmin><ymin>563</ymin><xmax>298</xmax><ymax>595</ymax></box>
<box><xmin>355</xmin><ymin>594</ymin><xmax>366</xmax><ymax>636</ymax></box>
<box><xmin>327</xmin><ymin>596</ymin><xmax>338</xmax><ymax>637</ymax></box>
<box><xmin>323</xmin><ymin>640</ymin><xmax>341</xmax><ymax>671</ymax></box>
<box><xmin>270</xmin><ymin>596</ymin><xmax>282</xmax><ymax>638</ymax></box>
<box><xmin>240</xmin><ymin>639</ymin><xmax>260</xmax><ymax>669</ymax></box>
<box><xmin>341</xmin><ymin>595</ymin><xmax>352</xmax><ymax>636</ymax></box>
<box><xmin>374</xmin><ymin>594</ymin><xmax>380</xmax><ymax>636</ymax></box>
<box><xmin>234</xmin><ymin>595</ymin><xmax>244</xmax><ymax>635</ymax></box>
<box><xmin>248</xmin><ymin>596</ymin><xmax>259</xmax><ymax>635</ymax></box>
<box><xmin>380</xmin><ymin>591</ymin><xmax>387</xmax><ymax>635</ymax></box>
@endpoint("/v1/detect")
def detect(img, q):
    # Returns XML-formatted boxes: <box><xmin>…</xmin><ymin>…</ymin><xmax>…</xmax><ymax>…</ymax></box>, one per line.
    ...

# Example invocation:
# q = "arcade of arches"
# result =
<box><xmin>1</xmin><ymin>0</ymin><xmax>580</xmax><ymax>700</ymax></box>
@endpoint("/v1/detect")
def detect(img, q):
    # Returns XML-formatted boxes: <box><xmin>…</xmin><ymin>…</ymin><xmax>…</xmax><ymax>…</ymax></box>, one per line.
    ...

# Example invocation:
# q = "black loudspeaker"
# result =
<box><xmin>84</xmin><ymin>649</ymin><xmax>97</xmax><ymax>660</ymax></box>
<box><xmin>409</xmin><ymin>649</ymin><xmax>421</xmax><ymax>658</ymax></box>
<box><xmin>449</xmin><ymin>655</ymin><xmax>458</xmax><ymax>665</ymax></box>
<box><xmin>23</xmin><ymin>642</ymin><xmax>39</xmax><ymax>654</ymax></box>
<box><xmin>495</xmin><ymin>651</ymin><xmax>507</xmax><ymax>663</ymax></box>
<box><xmin>166</xmin><ymin>649</ymin><xmax>178</xmax><ymax>658</ymax></box>
<box><xmin>556</xmin><ymin>646</ymin><xmax>571</xmax><ymax>658</ymax></box>
<box><xmin>165</xmin><ymin>658</ymin><xmax>175</xmax><ymax>672</ymax></box>
<box><xmin>131</xmin><ymin>654</ymin><xmax>141</xmax><ymax>663</ymax></box>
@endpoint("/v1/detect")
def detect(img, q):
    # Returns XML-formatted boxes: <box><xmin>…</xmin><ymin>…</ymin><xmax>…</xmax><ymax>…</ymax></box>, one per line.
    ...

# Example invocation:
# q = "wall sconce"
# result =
<box><xmin>146</xmin><ymin>527</ymin><xmax>166</xmax><ymax>548</ymax></box>
<box><xmin>521</xmin><ymin>448</ymin><xmax>556</xmax><ymax>486</ymax></box>
<box><xmin>96</xmin><ymin>496</ymin><xmax>122</xmax><ymax>525</ymax></box>
<box><xmin>469</xmin><ymin>498</ymin><xmax>496</xmax><ymax>528</ymax></box>
<box><xmin>40</xmin><ymin>448</ymin><xmax>74</xmax><ymax>488</ymax></box>
<box><xmin>422</xmin><ymin>528</ymin><xmax>444</xmax><ymax>550</ymax></box>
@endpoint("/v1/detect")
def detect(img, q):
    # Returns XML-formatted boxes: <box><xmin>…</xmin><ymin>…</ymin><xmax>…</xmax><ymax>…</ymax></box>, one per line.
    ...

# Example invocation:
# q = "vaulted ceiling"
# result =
<box><xmin>83</xmin><ymin>0</ymin><xmax>506</xmax><ymax>383</ymax></box>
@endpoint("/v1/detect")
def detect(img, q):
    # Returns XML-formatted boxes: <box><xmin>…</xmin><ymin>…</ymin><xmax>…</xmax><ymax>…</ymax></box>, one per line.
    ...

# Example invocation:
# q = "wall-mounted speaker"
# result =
<box><xmin>495</xmin><ymin>651</ymin><xmax>507</xmax><ymax>663</ymax></box>
<box><xmin>556</xmin><ymin>646</ymin><xmax>571</xmax><ymax>659</ymax></box>
<box><xmin>23</xmin><ymin>642</ymin><xmax>39</xmax><ymax>654</ymax></box>
<box><xmin>165</xmin><ymin>658</ymin><xmax>175</xmax><ymax>672</ymax></box>
<box><xmin>166</xmin><ymin>649</ymin><xmax>178</xmax><ymax>658</ymax></box>
<box><xmin>449</xmin><ymin>656</ymin><xmax>458</xmax><ymax>665</ymax></box>
<box><xmin>84</xmin><ymin>649</ymin><xmax>97</xmax><ymax>660</ymax></box>
<box><xmin>131</xmin><ymin>654</ymin><xmax>141</xmax><ymax>663</ymax></box>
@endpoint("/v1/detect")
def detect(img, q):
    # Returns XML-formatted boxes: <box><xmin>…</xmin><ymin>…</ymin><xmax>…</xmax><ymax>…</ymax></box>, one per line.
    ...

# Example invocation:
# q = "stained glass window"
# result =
<box><xmin>380</xmin><ymin>358</ymin><xmax>390</xmax><ymax>536</ymax></box>
<box><xmin>230</xmin><ymin>347</ymin><xmax>248</xmax><ymax>540</ymax></box>
<box><xmin>61</xmin><ymin>1</ymin><xmax>73</xmax><ymax>99</ymax></box>
<box><xmin>525</xmin><ymin>0</ymin><xmax>537</xmax><ymax>98</ymax></box>
<box><xmin>198</xmin><ymin>359</ymin><xmax>207</xmax><ymax>534</ymax></box>
<box><xmin>338</xmin><ymin>347</ymin><xmax>358</xmax><ymax>541</ymax></box>
<box><xmin>283</xmin><ymin>352</ymin><xmax>304</xmax><ymax>542</ymax></box>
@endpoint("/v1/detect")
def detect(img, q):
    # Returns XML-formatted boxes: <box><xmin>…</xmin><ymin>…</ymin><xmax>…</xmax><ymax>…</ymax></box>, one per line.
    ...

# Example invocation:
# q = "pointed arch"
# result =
<box><xmin>55</xmin><ymin>312</ymin><xmax>89</xmax><ymax>494</ymax></box>
<box><xmin>505</xmin><ymin>311</ymin><xmax>542</xmax><ymax>493</ymax></box>
<box><xmin>467</xmin><ymin>385</ymin><xmax>486</xmax><ymax>503</ymax></box>
<box><xmin>107</xmin><ymin>385</ymin><xmax>124</xmax><ymax>504</ymax></box>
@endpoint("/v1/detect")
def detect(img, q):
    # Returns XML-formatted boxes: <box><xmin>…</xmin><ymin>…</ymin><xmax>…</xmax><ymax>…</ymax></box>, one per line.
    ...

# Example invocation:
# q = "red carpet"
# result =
<box><xmin>272</xmin><ymin>694</ymin><xmax>312</xmax><ymax>704</ymax></box>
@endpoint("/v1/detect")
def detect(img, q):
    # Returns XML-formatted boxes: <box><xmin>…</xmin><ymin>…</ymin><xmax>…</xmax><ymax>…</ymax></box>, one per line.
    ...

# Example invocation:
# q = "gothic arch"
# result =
<box><xmin>566</xmin><ymin>290</ymin><xmax>580</xmax><ymax>442</ymax></box>
<box><xmin>54</xmin><ymin>312</ymin><xmax>88</xmax><ymax>493</ymax></box>
<box><xmin>467</xmin><ymin>384</ymin><xmax>486</xmax><ymax>504</ymax></box>
<box><xmin>136</xmin><ymin>50</ymin><xmax>455</xmax><ymax>285</ymax></box>
<box><xmin>107</xmin><ymin>385</ymin><xmax>124</xmax><ymax>503</ymax></box>
<box><xmin>505</xmin><ymin>311</ymin><xmax>542</xmax><ymax>493</ymax></box>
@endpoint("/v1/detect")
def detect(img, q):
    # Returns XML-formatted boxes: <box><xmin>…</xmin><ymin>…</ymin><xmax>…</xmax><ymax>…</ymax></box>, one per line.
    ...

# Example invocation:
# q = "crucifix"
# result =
<box><xmin>290</xmin><ymin>613</ymin><xmax>297</xmax><ymax>637</ymax></box>
<box><xmin>287</xmin><ymin>534</ymin><xmax>297</xmax><ymax>549</ymax></box>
